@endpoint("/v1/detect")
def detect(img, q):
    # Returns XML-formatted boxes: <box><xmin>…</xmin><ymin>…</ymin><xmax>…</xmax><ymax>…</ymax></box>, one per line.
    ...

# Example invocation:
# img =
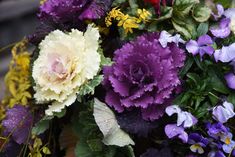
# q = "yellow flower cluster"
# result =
<box><xmin>105</xmin><ymin>8</ymin><xmax>151</xmax><ymax>34</ymax></box>
<box><xmin>40</xmin><ymin>0</ymin><xmax>47</xmax><ymax>5</ymax></box>
<box><xmin>2</xmin><ymin>40</ymin><xmax>32</xmax><ymax>108</ymax></box>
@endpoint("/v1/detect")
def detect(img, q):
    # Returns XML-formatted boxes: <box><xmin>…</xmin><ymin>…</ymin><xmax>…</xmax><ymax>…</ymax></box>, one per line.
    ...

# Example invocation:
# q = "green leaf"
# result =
<box><xmin>98</xmin><ymin>47</ymin><xmax>113</xmax><ymax>66</ymax></box>
<box><xmin>228</xmin><ymin>93</ymin><xmax>235</xmax><ymax>105</ymax></box>
<box><xmin>179</xmin><ymin>56</ymin><xmax>194</xmax><ymax>77</ymax></box>
<box><xmin>79</xmin><ymin>75</ymin><xmax>103</xmax><ymax>96</ymax></box>
<box><xmin>174</xmin><ymin>0</ymin><xmax>198</xmax><ymax>17</ymax></box>
<box><xmin>187</xmin><ymin>73</ymin><xmax>201</xmax><ymax>84</ymax></box>
<box><xmin>197</xmin><ymin>22</ymin><xmax>209</xmax><ymax>37</ymax></box>
<box><xmin>87</xmin><ymin>139</ymin><xmax>103</xmax><ymax>152</ymax></box>
<box><xmin>32</xmin><ymin>119</ymin><xmax>50</xmax><ymax>135</ymax></box>
<box><xmin>156</xmin><ymin>7</ymin><xmax>173</xmax><ymax>21</ymax></box>
<box><xmin>75</xmin><ymin>140</ymin><xmax>94</xmax><ymax>157</ymax></box>
<box><xmin>192</xmin><ymin>4</ymin><xmax>211</xmax><ymax>22</ymax></box>
<box><xmin>172</xmin><ymin>17</ymin><xmax>197</xmax><ymax>39</ymax></box>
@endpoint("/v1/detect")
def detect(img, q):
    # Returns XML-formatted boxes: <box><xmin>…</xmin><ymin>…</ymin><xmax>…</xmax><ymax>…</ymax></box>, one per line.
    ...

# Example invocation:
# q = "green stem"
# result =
<box><xmin>208</xmin><ymin>92</ymin><xmax>221</xmax><ymax>101</ymax></box>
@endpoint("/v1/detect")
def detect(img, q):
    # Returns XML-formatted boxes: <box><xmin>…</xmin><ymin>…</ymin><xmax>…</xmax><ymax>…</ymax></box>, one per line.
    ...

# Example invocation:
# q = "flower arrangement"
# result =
<box><xmin>1</xmin><ymin>0</ymin><xmax>235</xmax><ymax>156</ymax></box>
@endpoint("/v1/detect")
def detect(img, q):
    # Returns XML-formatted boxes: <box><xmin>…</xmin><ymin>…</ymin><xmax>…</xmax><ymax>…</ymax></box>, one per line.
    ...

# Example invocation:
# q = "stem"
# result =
<box><xmin>0</xmin><ymin>42</ymin><xmax>17</xmax><ymax>53</ymax></box>
<box><xmin>208</xmin><ymin>92</ymin><xmax>221</xmax><ymax>101</ymax></box>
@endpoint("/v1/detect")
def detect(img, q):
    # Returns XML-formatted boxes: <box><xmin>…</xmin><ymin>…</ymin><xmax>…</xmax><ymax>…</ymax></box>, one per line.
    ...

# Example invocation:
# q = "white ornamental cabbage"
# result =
<box><xmin>32</xmin><ymin>25</ymin><xmax>101</xmax><ymax>115</ymax></box>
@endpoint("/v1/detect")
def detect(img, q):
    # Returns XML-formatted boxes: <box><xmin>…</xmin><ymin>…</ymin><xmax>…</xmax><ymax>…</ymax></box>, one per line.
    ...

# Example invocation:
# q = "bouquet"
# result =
<box><xmin>1</xmin><ymin>0</ymin><xmax>235</xmax><ymax>156</ymax></box>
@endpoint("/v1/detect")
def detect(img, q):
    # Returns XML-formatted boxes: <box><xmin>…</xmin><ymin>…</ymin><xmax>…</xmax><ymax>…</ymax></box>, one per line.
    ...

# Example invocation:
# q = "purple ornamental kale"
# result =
<box><xmin>39</xmin><ymin>0</ymin><xmax>112</xmax><ymax>26</ymax></box>
<box><xmin>103</xmin><ymin>32</ymin><xmax>185</xmax><ymax>121</ymax></box>
<box><xmin>186</xmin><ymin>35</ymin><xmax>214</xmax><ymax>58</ymax></box>
<box><xmin>2</xmin><ymin>105</ymin><xmax>33</xmax><ymax>144</ymax></box>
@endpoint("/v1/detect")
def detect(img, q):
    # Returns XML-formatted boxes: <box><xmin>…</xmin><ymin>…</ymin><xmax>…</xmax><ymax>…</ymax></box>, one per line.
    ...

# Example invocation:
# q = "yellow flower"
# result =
<box><xmin>137</xmin><ymin>9</ymin><xmax>151</xmax><ymax>23</ymax></box>
<box><xmin>105</xmin><ymin>8</ymin><xmax>151</xmax><ymax>34</ymax></box>
<box><xmin>40</xmin><ymin>0</ymin><xmax>47</xmax><ymax>5</ymax></box>
<box><xmin>2</xmin><ymin>40</ymin><xmax>32</xmax><ymax>108</ymax></box>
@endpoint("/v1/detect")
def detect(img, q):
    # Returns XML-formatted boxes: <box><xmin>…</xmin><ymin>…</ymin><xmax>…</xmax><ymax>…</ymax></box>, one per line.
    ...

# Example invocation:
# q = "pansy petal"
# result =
<box><xmin>225</xmin><ymin>73</ymin><xmax>235</xmax><ymax>89</ymax></box>
<box><xmin>165</xmin><ymin>105</ymin><xmax>181</xmax><ymax>116</ymax></box>
<box><xmin>186</xmin><ymin>40</ymin><xmax>199</xmax><ymax>55</ymax></box>
<box><xmin>198</xmin><ymin>35</ymin><xmax>213</xmax><ymax>45</ymax></box>
<box><xmin>224</xmin><ymin>8</ymin><xmax>235</xmax><ymax>19</ymax></box>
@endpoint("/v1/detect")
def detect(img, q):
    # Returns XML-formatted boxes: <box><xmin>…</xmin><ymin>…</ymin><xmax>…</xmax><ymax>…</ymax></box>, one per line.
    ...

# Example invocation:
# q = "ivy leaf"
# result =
<box><xmin>197</xmin><ymin>22</ymin><xmax>209</xmax><ymax>37</ymax></box>
<box><xmin>192</xmin><ymin>4</ymin><xmax>211</xmax><ymax>22</ymax></box>
<box><xmin>79</xmin><ymin>75</ymin><xmax>103</xmax><ymax>96</ymax></box>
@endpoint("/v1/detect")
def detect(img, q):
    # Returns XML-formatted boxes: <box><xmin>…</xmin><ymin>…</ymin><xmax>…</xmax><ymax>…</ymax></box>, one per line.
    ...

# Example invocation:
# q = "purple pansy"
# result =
<box><xmin>39</xmin><ymin>0</ymin><xmax>112</xmax><ymax>27</ymax></box>
<box><xmin>208</xmin><ymin>150</ymin><xmax>226</xmax><ymax>157</ymax></box>
<box><xmin>186</xmin><ymin>35</ymin><xmax>214</xmax><ymax>58</ymax></box>
<box><xmin>212</xmin><ymin>101</ymin><xmax>235</xmax><ymax>123</ymax></box>
<box><xmin>165</xmin><ymin>105</ymin><xmax>197</xmax><ymax>128</ymax></box>
<box><xmin>2</xmin><ymin>105</ymin><xmax>33</xmax><ymax>144</ymax></box>
<box><xmin>206</xmin><ymin>122</ymin><xmax>229</xmax><ymax>140</ymax></box>
<box><xmin>165</xmin><ymin>124</ymin><xmax>188</xmax><ymax>143</ymax></box>
<box><xmin>211</xmin><ymin>4</ymin><xmax>224</xmax><ymax>21</ymax></box>
<box><xmin>103</xmin><ymin>32</ymin><xmax>185</xmax><ymax>121</ymax></box>
<box><xmin>188</xmin><ymin>133</ymin><xmax>209</xmax><ymax>154</ymax></box>
<box><xmin>210</xmin><ymin>18</ymin><xmax>231</xmax><ymax>38</ymax></box>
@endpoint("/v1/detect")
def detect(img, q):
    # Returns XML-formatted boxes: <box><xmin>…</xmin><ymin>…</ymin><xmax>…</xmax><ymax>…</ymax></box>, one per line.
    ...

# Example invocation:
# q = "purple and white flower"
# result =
<box><xmin>211</xmin><ymin>4</ymin><xmax>224</xmax><ymax>21</ymax></box>
<box><xmin>212</xmin><ymin>101</ymin><xmax>235</xmax><ymax>123</ymax></box>
<box><xmin>159</xmin><ymin>31</ymin><xmax>185</xmax><ymax>48</ymax></box>
<box><xmin>166</xmin><ymin>105</ymin><xmax>197</xmax><ymax>128</ymax></box>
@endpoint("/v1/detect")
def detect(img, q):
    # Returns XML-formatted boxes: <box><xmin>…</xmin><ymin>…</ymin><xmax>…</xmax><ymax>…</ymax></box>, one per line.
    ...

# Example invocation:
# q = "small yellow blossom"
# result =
<box><xmin>105</xmin><ymin>8</ymin><xmax>151</xmax><ymax>34</ymax></box>
<box><xmin>40</xmin><ymin>0</ymin><xmax>47</xmax><ymax>5</ymax></box>
<box><xmin>2</xmin><ymin>39</ymin><xmax>32</xmax><ymax>108</ymax></box>
<box><xmin>137</xmin><ymin>9</ymin><xmax>151</xmax><ymax>23</ymax></box>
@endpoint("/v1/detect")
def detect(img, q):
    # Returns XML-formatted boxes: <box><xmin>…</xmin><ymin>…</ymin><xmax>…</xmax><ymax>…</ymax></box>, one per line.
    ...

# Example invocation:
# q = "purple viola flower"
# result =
<box><xmin>225</xmin><ymin>73</ymin><xmax>235</xmax><ymax>90</ymax></box>
<box><xmin>224</xmin><ymin>8</ymin><xmax>235</xmax><ymax>34</ymax></box>
<box><xmin>208</xmin><ymin>150</ymin><xmax>226</xmax><ymax>157</ymax></box>
<box><xmin>2</xmin><ymin>105</ymin><xmax>33</xmax><ymax>144</ymax></box>
<box><xmin>212</xmin><ymin>101</ymin><xmax>235</xmax><ymax>123</ymax></box>
<box><xmin>165</xmin><ymin>105</ymin><xmax>198</xmax><ymax>128</ymax></box>
<box><xmin>206</xmin><ymin>122</ymin><xmax>229</xmax><ymax>140</ymax></box>
<box><xmin>214</xmin><ymin>43</ymin><xmax>235</xmax><ymax>63</ymax></box>
<box><xmin>103</xmin><ymin>32</ymin><xmax>185</xmax><ymax>121</ymax></box>
<box><xmin>211</xmin><ymin>4</ymin><xmax>224</xmax><ymax>21</ymax></box>
<box><xmin>39</xmin><ymin>0</ymin><xmax>112</xmax><ymax>27</ymax></box>
<box><xmin>186</xmin><ymin>35</ymin><xmax>214</xmax><ymax>58</ymax></box>
<box><xmin>210</xmin><ymin>18</ymin><xmax>231</xmax><ymax>38</ymax></box>
<box><xmin>188</xmin><ymin>133</ymin><xmax>209</xmax><ymax>154</ymax></box>
<box><xmin>164</xmin><ymin>124</ymin><xmax>188</xmax><ymax>143</ymax></box>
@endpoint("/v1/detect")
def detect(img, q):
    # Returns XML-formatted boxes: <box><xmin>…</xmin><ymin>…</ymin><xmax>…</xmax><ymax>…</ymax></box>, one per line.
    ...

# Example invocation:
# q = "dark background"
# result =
<box><xmin>0</xmin><ymin>0</ymin><xmax>40</xmax><ymax>99</ymax></box>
